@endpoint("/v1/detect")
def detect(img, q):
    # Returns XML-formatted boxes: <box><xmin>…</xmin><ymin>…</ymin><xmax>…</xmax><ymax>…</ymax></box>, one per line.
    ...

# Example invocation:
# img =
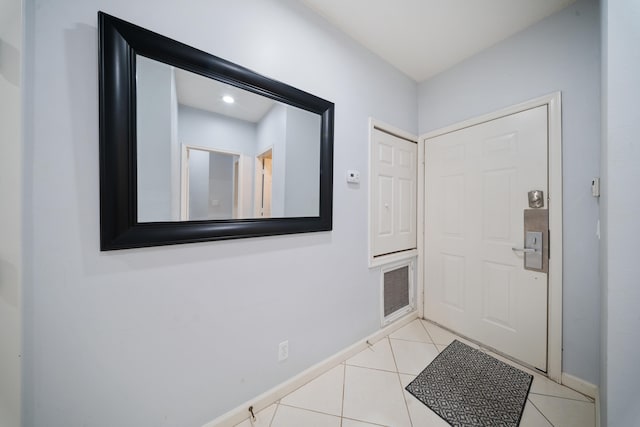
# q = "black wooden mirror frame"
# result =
<box><xmin>98</xmin><ymin>12</ymin><xmax>334</xmax><ymax>250</ymax></box>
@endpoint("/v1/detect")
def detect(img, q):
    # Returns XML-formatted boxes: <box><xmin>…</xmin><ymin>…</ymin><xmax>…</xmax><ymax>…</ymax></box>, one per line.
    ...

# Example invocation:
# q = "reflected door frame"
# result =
<box><xmin>254</xmin><ymin>147</ymin><xmax>273</xmax><ymax>218</ymax></box>
<box><xmin>180</xmin><ymin>144</ymin><xmax>244</xmax><ymax>221</ymax></box>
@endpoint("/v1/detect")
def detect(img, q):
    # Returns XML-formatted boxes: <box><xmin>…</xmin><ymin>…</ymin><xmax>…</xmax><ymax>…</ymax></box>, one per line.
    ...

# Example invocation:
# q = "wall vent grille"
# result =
<box><xmin>381</xmin><ymin>260</ymin><xmax>414</xmax><ymax>325</ymax></box>
<box><xmin>384</xmin><ymin>266</ymin><xmax>409</xmax><ymax>316</ymax></box>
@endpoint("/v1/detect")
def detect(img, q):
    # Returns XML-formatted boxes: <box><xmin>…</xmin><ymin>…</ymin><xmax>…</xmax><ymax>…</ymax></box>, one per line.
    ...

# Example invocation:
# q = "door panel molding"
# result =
<box><xmin>420</xmin><ymin>92</ymin><xmax>562</xmax><ymax>382</ymax></box>
<box><xmin>368</xmin><ymin>118</ymin><xmax>419</xmax><ymax>268</ymax></box>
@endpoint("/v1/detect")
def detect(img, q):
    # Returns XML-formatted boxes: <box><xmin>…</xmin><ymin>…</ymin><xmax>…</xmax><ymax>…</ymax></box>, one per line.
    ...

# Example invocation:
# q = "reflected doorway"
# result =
<box><xmin>255</xmin><ymin>148</ymin><xmax>273</xmax><ymax>218</ymax></box>
<box><xmin>180</xmin><ymin>145</ymin><xmax>242</xmax><ymax>220</ymax></box>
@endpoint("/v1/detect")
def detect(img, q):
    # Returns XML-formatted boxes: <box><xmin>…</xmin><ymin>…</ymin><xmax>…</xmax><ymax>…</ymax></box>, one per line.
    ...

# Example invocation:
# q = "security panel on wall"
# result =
<box><xmin>370</xmin><ymin>126</ymin><xmax>418</xmax><ymax>259</ymax></box>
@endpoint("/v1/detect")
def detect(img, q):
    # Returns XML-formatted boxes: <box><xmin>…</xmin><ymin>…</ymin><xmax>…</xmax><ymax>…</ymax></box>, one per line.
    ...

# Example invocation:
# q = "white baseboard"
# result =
<box><xmin>202</xmin><ymin>311</ymin><xmax>419</xmax><ymax>427</ymax></box>
<box><xmin>594</xmin><ymin>387</ymin><xmax>601</xmax><ymax>427</ymax></box>
<box><xmin>561</xmin><ymin>372</ymin><xmax>598</xmax><ymax>400</ymax></box>
<box><xmin>561</xmin><ymin>373</ymin><xmax>600</xmax><ymax>427</ymax></box>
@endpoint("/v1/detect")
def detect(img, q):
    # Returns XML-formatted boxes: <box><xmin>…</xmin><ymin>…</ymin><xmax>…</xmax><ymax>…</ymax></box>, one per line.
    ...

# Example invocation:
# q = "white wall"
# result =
<box><xmin>0</xmin><ymin>0</ymin><xmax>22</xmax><ymax>426</ymax></box>
<box><xmin>178</xmin><ymin>105</ymin><xmax>258</xmax><ymax>157</ymax></box>
<box><xmin>599</xmin><ymin>2</ymin><xmax>608</xmax><ymax>422</ymax></box>
<box><xmin>170</xmin><ymin>72</ymin><xmax>180</xmax><ymax>221</ymax></box>
<box><xmin>137</xmin><ymin>56</ymin><xmax>176</xmax><ymax>222</ymax></box>
<box><xmin>179</xmin><ymin>105</ymin><xmax>257</xmax><ymax>217</ymax></box>
<box><xmin>188</xmin><ymin>148</ymin><xmax>211</xmax><ymax>220</ymax></box>
<box><xmin>187</xmin><ymin>150</ymin><xmax>235</xmax><ymax>220</ymax></box>
<box><xmin>601</xmin><ymin>0</ymin><xmax>640</xmax><ymax>425</ymax></box>
<box><xmin>208</xmin><ymin>153</ymin><xmax>235</xmax><ymax>219</ymax></box>
<box><xmin>418</xmin><ymin>0</ymin><xmax>601</xmax><ymax>386</ymax></box>
<box><xmin>22</xmin><ymin>1</ymin><xmax>417</xmax><ymax>426</ymax></box>
<box><xmin>284</xmin><ymin>106</ymin><xmax>321</xmax><ymax>217</ymax></box>
<box><xmin>256</xmin><ymin>104</ymin><xmax>287</xmax><ymax>217</ymax></box>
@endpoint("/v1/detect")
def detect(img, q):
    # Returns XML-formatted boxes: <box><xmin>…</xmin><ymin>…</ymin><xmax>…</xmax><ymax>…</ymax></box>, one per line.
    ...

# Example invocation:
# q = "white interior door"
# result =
<box><xmin>424</xmin><ymin>105</ymin><xmax>548</xmax><ymax>371</ymax></box>
<box><xmin>262</xmin><ymin>157</ymin><xmax>272</xmax><ymax>217</ymax></box>
<box><xmin>372</xmin><ymin>129</ymin><xmax>417</xmax><ymax>257</ymax></box>
<box><xmin>255</xmin><ymin>150</ymin><xmax>273</xmax><ymax>218</ymax></box>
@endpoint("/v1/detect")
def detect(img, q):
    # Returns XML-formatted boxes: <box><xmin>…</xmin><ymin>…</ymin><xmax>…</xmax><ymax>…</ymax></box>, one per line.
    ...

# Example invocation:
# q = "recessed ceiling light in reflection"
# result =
<box><xmin>222</xmin><ymin>95</ymin><xmax>235</xmax><ymax>104</ymax></box>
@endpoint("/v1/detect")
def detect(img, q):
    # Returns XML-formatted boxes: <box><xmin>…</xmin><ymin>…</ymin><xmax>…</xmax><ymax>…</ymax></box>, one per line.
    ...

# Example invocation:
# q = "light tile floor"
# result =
<box><xmin>235</xmin><ymin>319</ymin><xmax>596</xmax><ymax>427</ymax></box>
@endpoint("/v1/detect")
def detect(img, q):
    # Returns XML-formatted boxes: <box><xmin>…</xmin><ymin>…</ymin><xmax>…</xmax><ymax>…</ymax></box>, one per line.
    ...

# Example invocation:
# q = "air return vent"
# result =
<box><xmin>381</xmin><ymin>260</ymin><xmax>415</xmax><ymax>326</ymax></box>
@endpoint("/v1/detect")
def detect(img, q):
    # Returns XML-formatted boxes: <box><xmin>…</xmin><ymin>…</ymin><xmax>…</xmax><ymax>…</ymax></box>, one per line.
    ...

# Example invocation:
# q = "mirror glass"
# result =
<box><xmin>99</xmin><ymin>11</ymin><xmax>333</xmax><ymax>250</ymax></box>
<box><xmin>136</xmin><ymin>55</ymin><xmax>321</xmax><ymax>222</ymax></box>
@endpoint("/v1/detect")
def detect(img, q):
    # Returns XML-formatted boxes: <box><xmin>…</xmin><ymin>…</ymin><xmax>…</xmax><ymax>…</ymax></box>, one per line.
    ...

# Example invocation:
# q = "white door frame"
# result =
<box><xmin>254</xmin><ymin>147</ymin><xmax>274</xmax><ymax>218</ymax></box>
<box><xmin>367</xmin><ymin>118</ymin><xmax>420</xmax><ymax>268</ymax></box>
<box><xmin>180</xmin><ymin>144</ymin><xmax>245</xmax><ymax>221</ymax></box>
<box><xmin>419</xmin><ymin>92</ymin><xmax>563</xmax><ymax>382</ymax></box>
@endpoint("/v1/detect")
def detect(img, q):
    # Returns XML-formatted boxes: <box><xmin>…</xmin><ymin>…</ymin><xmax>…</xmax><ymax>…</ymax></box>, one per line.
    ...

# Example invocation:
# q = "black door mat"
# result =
<box><xmin>405</xmin><ymin>340</ymin><xmax>533</xmax><ymax>426</ymax></box>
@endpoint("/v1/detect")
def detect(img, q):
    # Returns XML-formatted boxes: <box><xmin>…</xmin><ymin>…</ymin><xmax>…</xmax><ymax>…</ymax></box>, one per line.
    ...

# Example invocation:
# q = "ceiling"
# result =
<box><xmin>298</xmin><ymin>0</ymin><xmax>576</xmax><ymax>82</ymax></box>
<box><xmin>175</xmin><ymin>68</ymin><xmax>275</xmax><ymax>123</ymax></box>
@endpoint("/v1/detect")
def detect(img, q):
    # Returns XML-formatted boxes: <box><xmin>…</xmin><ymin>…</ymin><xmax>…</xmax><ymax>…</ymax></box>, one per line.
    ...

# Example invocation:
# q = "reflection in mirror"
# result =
<box><xmin>99</xmin><ymin>11</ymin><xmax>334</xmax><ymax>249</ymax></box>
<box><xmin>136</xmin><ymin>55</ymin><xmax>321</xmax><ymax>222</ymax></box>
<box><xmin>181</xmin><ymin>146</ymin><xmax>241</xmax><ymax>221</ymax></box>
<box><xmin>255</xmin><ymin>148</ymin><xmax>273</xmax><ymax>218</ymax></box>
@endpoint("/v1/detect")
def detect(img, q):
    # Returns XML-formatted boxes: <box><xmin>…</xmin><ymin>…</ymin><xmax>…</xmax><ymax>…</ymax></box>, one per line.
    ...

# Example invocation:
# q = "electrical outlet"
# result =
<box><xmin>278</xmin><ymin>340</ymin><xmax>289</xmax><ymax>362</ymax></box>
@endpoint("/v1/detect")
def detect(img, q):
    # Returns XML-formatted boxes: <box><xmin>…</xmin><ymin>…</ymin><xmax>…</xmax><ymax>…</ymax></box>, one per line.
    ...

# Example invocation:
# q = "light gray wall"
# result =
<box><xmin>418</xmin><ymin>0</ymin><xmax>601</xmax><ymax>385</ymax></box>
<box><xmin>208</xmin><ymin>152</ymin><xmax>235</xmax><ymax>219</ymax></box>
<box><xmin>136</xmin><ymin>56</ymin><xmax>175</xmax><ymax>222</ymax></box>
<box><xmin>187</xmin><ymin>151</ymin><xmax>236</xmax><ymax>220</ymax></box>
<box><xmin>0</xmin><ymin>0</ymin><xmax>22</xmax><ymax>425</ymax></box>
<box><xmin>599</xmin><ymin>1</ymin><xmax>608</xmax><ymax>423</ymax></box>
<box><xmin>187</xmin><ymin>150</ymin><xmax>236</xmax><ymax>221</ymax></box>
<box><xmin>169</xmin><ymin>73</ymin><xmax>180</xmax><ymax>220</ymax></box>
<box><xmin>22</xmin><ymin>1</ymin><xmax>417</xmax><ymax>426</ymax></box>
<box><xmin>178</xmin><ymin>105</ymin><xmax>258</xmax><ymax>157</ymax></box>
<box><xmin>256</xmin><ymin>103</ymin><xmax>287</xmax><ymax>217</ymax></box>
<box><xmin>284</xmin><ymin>106</ymin><xmax>321</xmax><ymax>217</ymax></box>
<box><xmin>187</xmin><ymin>148</ymin><xmax>210</xmax><ymax>220</ymax></box>
<box><xmin>179</xmin><ymin>105</ymin><xmax>257</xmax><ymax>217</ymax></box>
<box><xmin>601</xmin><ymin>0</ymin><xmax>640</xmax><ymax>425</ymax></box>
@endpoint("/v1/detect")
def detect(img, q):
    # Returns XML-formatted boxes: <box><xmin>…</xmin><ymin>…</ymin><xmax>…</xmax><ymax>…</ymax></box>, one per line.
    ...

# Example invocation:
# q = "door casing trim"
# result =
<box><xmin>367</xmin><ymin>118</ymin><xmax>420</xmax><ymax>268</ymax></box>
<box><xmin>419</xmin><ymin>92</ymin><xmax>563</xmax><ymax>383</ymax></box>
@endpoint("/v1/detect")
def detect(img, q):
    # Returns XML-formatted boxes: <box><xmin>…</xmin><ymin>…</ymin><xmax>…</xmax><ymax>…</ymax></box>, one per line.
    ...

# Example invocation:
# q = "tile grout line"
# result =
<box><xmin>420</xmin><ymin>318</ymin><xmax>481</xmax><ymax>349</ymax></box>
<box><xmin>529</xmin><ymin>391</ymin><xmax>596</xmax><ymax>403</ymax></box>
<box><xmin>385</xmin><ymin>337</ymin><xmax>400</xmax><ymax>374</ymax></box>
<box><xmin>342</xmin><ymin>416</ymin><xmax>387</xmax><ymax>426</ymax></box>
<box><xmin>277</xmin><ymin>402</ymin><xmax>342</xmax><ymax>420</ymax></box>
<box><xmin>528</xmin><ymin>397</ymin><xmax>557</xmax><ymax>427</ymax></box>
<box><xmin>388</xmin><ymin>336</ymin><xmax>415</xmax><ymax>427</ymax></box>
<box><xmin>417</xmin><ymin>317</ymin><xmax>434</xmax><ymax>341</ymax></box>
<box><xmin>267</xmin><ymin>402</ymin><xmax>279</xmax><ymax>427</ymax></box>
<box><xmin>388</xmin><ymin>335</ymin><xmax>435</xmax><ymax>344</ymax></box>
<box><xmin>417</xmin><ymin>318</ymin><xmax>445</xmax><ymax>348</ymax></box>
<box><xmin>345</xmin><ymin>361</ymin><xmax>425</xmax><ymax>383</ymax></box>
<box><xmin>277</xmin><ymin>364</ymin><xmax>340</xmax><ymax>408</ymax></box>
<box><xmin>485</xmin><ymin>349</ymin><xmax>595</xmax><ymax>404</ymax></box>
<box><xmin>345</xmin><ymin>362</ymin><xmax>402</xmax><ymax>375</ymax></box>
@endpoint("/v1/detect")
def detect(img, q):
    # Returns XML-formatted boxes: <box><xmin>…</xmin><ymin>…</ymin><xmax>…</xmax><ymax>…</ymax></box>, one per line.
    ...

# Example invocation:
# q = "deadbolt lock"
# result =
<box><xmin>512</xmin><ymin>209</ymin><xmax>549</xmax><ymax>273</ymax></box>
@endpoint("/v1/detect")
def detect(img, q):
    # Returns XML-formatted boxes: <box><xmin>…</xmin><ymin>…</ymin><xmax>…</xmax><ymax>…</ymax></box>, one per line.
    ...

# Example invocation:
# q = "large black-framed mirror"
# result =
<box><xmin>98</xmin><ymin>12</ymin><xmax>334</xmax><ymax>250</ymax></box>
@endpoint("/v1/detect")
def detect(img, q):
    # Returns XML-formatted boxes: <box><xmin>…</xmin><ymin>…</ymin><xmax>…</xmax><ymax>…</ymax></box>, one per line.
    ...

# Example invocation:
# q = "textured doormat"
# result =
<box><xmin>405</xmin><ymin>340</ymin><xmax>533</xmax><ymax>427</ymax></box>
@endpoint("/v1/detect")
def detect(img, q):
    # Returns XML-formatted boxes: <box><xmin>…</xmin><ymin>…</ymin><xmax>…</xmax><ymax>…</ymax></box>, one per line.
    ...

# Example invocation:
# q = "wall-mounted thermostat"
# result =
<box><xmin>591</xmin><ymin>177</ymin><xmax>600</xmax><ymax>197</ymax></box>
<box><xmin>347</xmin><ymin>170</ymin><xmax>360</xmax><ymax>184</ymax></box>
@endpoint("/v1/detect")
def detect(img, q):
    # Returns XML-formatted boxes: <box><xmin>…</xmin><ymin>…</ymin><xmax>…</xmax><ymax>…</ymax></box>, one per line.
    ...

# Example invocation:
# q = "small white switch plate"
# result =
<box><xmin>591</xmin><ymin>177</ymin><xmax>600</xmax><ymax>197</ymax></box>
<box><xmin>347</xmin><ymin>170</ymin><xmax>360</xmax><ymax>184</ymax></box>
<box><xmin>278</xmin><ymin>340</ymin><xmax>289</xmax><ymax>362</ymax></box>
